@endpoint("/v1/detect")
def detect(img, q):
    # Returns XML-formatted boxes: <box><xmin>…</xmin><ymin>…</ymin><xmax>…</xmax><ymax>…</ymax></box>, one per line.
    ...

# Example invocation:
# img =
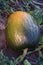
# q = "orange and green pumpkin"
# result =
<box><xmin>5</xmin><ymin>11</ymin><xmax>40</xmax><ymax>50</ymax></box>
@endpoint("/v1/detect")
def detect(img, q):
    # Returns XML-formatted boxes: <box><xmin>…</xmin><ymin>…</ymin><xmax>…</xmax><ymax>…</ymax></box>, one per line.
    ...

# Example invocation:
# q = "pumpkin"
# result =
<box><xmin>5</xmin><ymin>11</ymin><xmax>40</xmax><ymax>51</ymax></box>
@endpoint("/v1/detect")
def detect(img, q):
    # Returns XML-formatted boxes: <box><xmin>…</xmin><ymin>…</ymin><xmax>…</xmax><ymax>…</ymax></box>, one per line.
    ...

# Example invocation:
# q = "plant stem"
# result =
<box><xmin>15</xmin><ymin>45</ymin><xmax>43</xmax><ymax>65</ymax></box>
<box><xmin>15</xmin><ymin>48</ymin><xmax>28</xmax><ymax>65</ymax></box>
<box><xmin>27</xmin><ymin>44</ymin><xmax>43</xmax><ymax>55</ymax></box>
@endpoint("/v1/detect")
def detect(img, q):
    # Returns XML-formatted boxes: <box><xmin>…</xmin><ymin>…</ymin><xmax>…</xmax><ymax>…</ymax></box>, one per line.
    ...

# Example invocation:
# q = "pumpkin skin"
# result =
<box><xmin>5</xmin><ymin>11</ymin><xmax>40</xmax><ymax>51</ymax></box>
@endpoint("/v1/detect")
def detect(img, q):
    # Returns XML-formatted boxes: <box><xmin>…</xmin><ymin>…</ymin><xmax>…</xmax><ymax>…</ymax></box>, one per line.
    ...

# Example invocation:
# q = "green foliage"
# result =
<box><xmin>39</xmin><ymin>50</ymin><xmax>43</xmax><ymax>59</ymax></box>
<box><xmin>0</xmin><ymin>0</ymin><xmax>43</xmax><ymax>25</ymax></box>
<box><xmin>29</xmin><ymin>9</ymin><xmax>42</xmax><ymax>25</ymax></box>
<box><xmin>0</xmin><ymin>50</ymin><xmax>25</xmax><ymax>65</ymax></box>
<box><xmin>36</xmin><ymin>60</ymin><xmax>43</xmax><ymax>65</ymax></box>
<box><xmin>0</xmin><ymin>50</ymin><xmax>19</xmax><ymax>65</ymax></box>
<box><xmin>24</xmin><ymin>60</ymin><xmax>31</xmax><ymax>65</ymax></box>
<box><xmin>0</xmin><ymin>0</ymin><xmax>31</xmax><ymax>14</ymax></box>
<box><xmin>0</xmin><ymin>50</ymin><xmax>10</xmax><ymax>65</ymax></box>
<box><xmin>0</xmin><ymin>50</ymin><xmax>31</xmax><ymax>65</ymax></box>
<box><xmin>0</xmin><ymin>49</ymin><xmax>43</xmax><ymax>65</ymax></box>
<box><xmin>40</xmin><ymin>36</ymin><xmax>43</xmax><ymax>44</ymax></box>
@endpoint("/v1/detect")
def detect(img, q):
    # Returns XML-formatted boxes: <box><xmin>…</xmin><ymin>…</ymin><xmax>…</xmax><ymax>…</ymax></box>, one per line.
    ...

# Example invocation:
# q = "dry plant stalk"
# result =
<box><xmin>27</xmin><ymin>44</ymin><xmax>43</xmax><ymax>55</ymax></box>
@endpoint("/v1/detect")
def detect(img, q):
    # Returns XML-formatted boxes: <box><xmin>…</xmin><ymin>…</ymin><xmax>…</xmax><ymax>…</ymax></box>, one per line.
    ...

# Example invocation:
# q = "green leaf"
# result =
<box><xmin>15</xmin><ymin>55</ymin><xmax>24</xmax><ymax>65</ymax></box>
<box><xmin>36</xmin><ymin>60</ymin><xmax>43</xmax><ymax>65</ymax></box>
<box><xmin>40</xmin><ymin>36</ymin><xmax>43</xmax><ymax>44</ymax></box>
<box><xmin>24</xmin><ymin>59</ymin><xmax>31</xmax><ymax>65</ymax></box>
<box><xmin>39</xmin><ymin>50</ymin><xmax>43</xmax><ymax>59</ymax></box>
<box><xmin>10</xmin><ymin>0</ymin><xmax>14</xmax><ymax>2</ymax></box>
<box><xmin>10</xmin><ymin>60</ymin><xmax>14</xmax><ymax>65</ymax></box>
<box><xmin>29</xmin><ymin>11</ymin><xmax>34</xmax><ymax>15</ymax></box>
<box><xmin>37</xmin><ymin>17</ymin><xmax>42</xmax><ymax>24</ymax></box>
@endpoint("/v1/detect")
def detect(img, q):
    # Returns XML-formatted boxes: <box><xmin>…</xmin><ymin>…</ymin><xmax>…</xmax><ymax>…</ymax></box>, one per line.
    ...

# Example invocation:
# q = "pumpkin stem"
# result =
<box><xmin>23</xmin><ymin>48</ymin><xmax>28</xmax><ymax>57</ymax></box>
<box><xmin>15</xmin><ymin>48</ymin><xmax>28</xmax><ymax>65</ymax></box>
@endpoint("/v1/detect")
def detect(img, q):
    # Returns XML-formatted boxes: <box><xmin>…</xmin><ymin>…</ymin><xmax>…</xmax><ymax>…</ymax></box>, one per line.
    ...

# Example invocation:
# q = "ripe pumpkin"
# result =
<box><xmin>5</xmin><ymin>11</ymin><xmax>40</xmax><ymax>51</ymax></box>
